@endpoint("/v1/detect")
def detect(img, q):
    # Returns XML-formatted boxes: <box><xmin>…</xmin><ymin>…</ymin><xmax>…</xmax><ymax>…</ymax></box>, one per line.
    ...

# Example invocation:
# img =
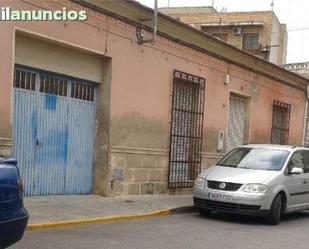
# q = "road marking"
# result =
<box><xmin>27</xmin><ymin>209</ymin><xmax>170</xmax><ymax>231</ymax></box>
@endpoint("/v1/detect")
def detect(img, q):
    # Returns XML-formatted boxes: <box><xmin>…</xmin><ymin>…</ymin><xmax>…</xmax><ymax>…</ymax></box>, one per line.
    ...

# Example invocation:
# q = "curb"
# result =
<box><xmin>26</xmin><ymin>206</ymin><xmax>196</xmax><ymax>231</ymax></box>
<box><xmin>169</xmin><ymin>206</ymin><xmax>198</xmax><ymax>215</ymax></box>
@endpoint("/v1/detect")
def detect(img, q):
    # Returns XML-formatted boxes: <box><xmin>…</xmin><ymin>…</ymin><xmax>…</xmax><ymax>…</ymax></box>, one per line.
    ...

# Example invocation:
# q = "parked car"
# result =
<box><xmin>0</xmin><ymin>155</ymin><xmax>28</xmax><ymax>248</ymax></box>
<box><xmin>194</xmin><ymin>144</ymin><xmax>309</xmax><ymax>225</ymax></box>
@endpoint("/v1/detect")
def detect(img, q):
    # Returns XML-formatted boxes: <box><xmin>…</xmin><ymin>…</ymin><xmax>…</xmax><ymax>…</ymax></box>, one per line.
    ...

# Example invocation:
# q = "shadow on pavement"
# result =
<box><xmin>192</xmin><ymin>210</ymin><xmax>309</xmax><ymax>226</ymax></box>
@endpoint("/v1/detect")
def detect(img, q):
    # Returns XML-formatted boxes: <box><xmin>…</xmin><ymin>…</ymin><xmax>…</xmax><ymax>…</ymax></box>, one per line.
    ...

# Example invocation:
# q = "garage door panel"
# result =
<box><xmin>13</xmin><ymin>89</ymin><xmax>37</xmax><ymax>196</ymax></box>
<box><xmin>13</xmin><ymin>66</ymin><xmax>97</xmax><ymax>196</ymax></box>
<box><xmin>66</xmin><ymin>100</ymin><xmax>96</xmax><ymax>194</ymax></box>
<box><xmin>34</xmin><ymin>94</ymin><xmax>68</xmax><ymax>195</ymax></box>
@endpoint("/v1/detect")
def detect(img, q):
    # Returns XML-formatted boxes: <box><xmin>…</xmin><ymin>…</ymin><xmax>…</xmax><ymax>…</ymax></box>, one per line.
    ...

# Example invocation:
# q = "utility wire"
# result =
<box><xmin>288</xmin><ymin>27</ymin><xmax>309</xmax><ymax>32</ymax></box>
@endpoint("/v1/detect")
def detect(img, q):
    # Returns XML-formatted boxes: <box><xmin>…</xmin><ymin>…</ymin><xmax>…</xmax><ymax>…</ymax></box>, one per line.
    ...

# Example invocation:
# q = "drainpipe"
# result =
<box><xmin>137</xmin><ymin>0</ymin><xmax>158</xmax><ymax>45</ymax></box>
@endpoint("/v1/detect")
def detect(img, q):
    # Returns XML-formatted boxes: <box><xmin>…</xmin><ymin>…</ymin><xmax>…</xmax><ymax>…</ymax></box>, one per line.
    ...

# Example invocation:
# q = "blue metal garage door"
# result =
<box><xmin>13</xmin><ymin>66</ymin><xmax>97</xmax><ymax>196</ymax></box>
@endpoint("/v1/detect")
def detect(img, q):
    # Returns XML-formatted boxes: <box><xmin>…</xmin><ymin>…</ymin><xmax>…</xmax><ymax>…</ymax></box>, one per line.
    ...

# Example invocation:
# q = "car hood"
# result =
<box><xmin>200</xmin><ymin>165</ymin><xmax>280</xmax><ymax>184</ymax></box>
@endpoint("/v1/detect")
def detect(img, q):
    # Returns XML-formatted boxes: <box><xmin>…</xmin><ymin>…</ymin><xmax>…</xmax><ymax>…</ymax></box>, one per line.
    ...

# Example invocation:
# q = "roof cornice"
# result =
<box><xmin>73</xmin><ymin>0</ymin><xmax>309</xmax><ymax>91</ymax></box>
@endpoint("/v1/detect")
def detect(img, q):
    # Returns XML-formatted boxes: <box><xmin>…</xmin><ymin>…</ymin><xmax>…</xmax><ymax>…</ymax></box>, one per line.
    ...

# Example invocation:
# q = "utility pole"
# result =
<box><xmin>212</xmin><ymin>0</ymin><xmax>215</xmax><ymax>8</ymax></box>
<box><xmin>271</xmin><ymin>0</ymin><xmax>274</xmax><ymax>11</ymax></box>
<box><xmin>168</xmin><ymin>0</ymin><xmax>170</xmax><ymax>7</ymax></box>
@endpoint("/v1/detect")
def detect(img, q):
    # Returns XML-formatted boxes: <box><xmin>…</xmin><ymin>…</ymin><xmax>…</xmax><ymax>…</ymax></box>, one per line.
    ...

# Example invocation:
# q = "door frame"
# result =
<box><xmin>226</xmin><ymin>90</ymin><xmax>251</xmax><ymax>152</ymax></box>
<box><xmin>13</xmin><ymin>64</ymin><xmax>98</xmax><ymax>195</ymax></box>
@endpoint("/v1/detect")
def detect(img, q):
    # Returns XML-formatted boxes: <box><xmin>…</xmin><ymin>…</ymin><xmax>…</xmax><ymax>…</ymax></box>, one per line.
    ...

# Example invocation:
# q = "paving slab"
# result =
<box><xmin>24</xmin><ymin>194</ymin><xmax>193</xmax><ymax>224</ymax></box>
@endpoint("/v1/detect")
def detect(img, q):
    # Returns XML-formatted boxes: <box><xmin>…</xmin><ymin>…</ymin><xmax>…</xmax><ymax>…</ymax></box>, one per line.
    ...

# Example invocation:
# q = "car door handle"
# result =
<box><xmin>303</xmin><ymin>180</ymin><xmax>308</xmax><ymax>184</ymax></box>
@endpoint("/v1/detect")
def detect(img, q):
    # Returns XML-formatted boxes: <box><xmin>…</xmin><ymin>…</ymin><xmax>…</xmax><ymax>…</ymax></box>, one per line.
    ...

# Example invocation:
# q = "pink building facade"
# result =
<box><xmin>0</xmin><ymin>0</ymin><xmax>308</xmax><ymax>196</ymax></box>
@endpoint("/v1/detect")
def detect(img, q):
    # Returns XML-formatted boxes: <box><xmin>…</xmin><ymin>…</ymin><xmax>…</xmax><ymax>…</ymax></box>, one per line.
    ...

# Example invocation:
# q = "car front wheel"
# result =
<box><xmin>267</xmin><ymin>194</ymin><xmax>282</xmax><ymax>225</ymax></box>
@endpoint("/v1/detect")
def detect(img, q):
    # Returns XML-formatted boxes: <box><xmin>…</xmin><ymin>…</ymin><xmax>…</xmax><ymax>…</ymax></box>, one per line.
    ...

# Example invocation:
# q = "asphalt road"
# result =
<box><xmin>10</xmin><ymin>211</ymin><xmax>309</xmax><ymax>249</ymax></box>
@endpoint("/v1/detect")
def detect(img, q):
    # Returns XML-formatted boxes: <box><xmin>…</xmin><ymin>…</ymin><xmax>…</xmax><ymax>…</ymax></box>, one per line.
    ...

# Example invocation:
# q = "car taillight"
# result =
<box><xmin>18</xmin><ymin>177</ymin><xmax>24</xmax><ymax>195</ymax></box>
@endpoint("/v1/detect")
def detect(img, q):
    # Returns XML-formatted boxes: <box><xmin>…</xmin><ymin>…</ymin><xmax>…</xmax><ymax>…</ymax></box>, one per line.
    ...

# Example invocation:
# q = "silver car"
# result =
<box><xmin>193</xmin><ymin>144</ymin><xmax>309</xmax><ymax>225</ymax></box>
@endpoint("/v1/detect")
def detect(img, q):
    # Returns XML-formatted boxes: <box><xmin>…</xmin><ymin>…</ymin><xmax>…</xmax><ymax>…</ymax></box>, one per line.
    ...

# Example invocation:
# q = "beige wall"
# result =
<box><xmin>15</xmin><ymin>34</ymin><xmax>105</xmax><ymax>83</ymax></box>
<box><xmin>161</xmin><ymin>9</ymin><xmax>287</xmax><ymax>65</ymax></box>
<box><xmin>162</xmin><ymin>10</ymin><xmax>274</xmax><ymax>47</ymax></box>
<box><xmin>0</xmin><ymin>20</ymin><xmax>14</xmax><ymax>140</ymax></box>
<box><xmin>279</xmin><ymin>24</ymin><xmax>288</xmax><ymax>64</ymax></box>
<box><xmin>269</xmin><ymin>15</ymin><xmax>286</xmax><ymax>64</ymax></box>
<box><xmin>0</xmin><ymin>0</ymin><xmax>306</xmax><ymax>196</ymax></box>
<box><xmin>203</xmin><ymin>26</ymin><xmax>265</xmax><ymax>52</ymax></box>
<box><xmin>0</xmin><ymin>138</ymin><xmax>13</xmax><ymax>155</ymax></box>
<box><xmin>159</xmin><ymin>6</ymin><xmax>217</xmax><ymax>16</ymax></box>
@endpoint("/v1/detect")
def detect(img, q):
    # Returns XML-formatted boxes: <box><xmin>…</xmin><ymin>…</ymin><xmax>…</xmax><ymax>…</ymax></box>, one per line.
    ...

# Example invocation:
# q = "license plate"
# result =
<box><xmin>208</xmin><ymin>192</ymin><xmax>232</xmax><ymax>202</ymax></box>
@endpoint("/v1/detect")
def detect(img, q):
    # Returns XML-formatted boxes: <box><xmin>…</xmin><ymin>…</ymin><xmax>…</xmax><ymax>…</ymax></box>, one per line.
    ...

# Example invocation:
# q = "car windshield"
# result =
<box><xmin>217</xmin><ymin>147</ymin><xmax>289</xmax><ymax>171</ymax></box>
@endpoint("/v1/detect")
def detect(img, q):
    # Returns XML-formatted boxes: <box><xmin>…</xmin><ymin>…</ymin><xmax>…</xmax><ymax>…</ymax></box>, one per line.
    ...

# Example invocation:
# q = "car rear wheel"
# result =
<box><xmin>267</xmin><ymin>194</ymin><xmax>282</xmax><ymax>225</ymax></box>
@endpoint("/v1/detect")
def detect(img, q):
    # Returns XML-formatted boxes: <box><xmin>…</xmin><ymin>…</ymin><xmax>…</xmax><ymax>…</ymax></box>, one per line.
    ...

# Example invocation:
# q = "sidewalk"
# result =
<box><xmin>24</xmin><ymin>194</ymin><xmax>194</xmax><ymax>226</ymax></box>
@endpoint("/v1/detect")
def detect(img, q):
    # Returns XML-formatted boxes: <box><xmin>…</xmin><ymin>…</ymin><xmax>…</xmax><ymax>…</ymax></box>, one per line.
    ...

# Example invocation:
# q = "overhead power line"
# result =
<box><xmin>288</xmin><ymin>27</ymin><xmax>309</xmax><ymax>32</ymax></box>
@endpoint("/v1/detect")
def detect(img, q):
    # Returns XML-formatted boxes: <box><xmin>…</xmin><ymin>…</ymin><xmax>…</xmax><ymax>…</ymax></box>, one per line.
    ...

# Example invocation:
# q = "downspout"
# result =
<box><xmin>137</xmin><ymin>0</ymin><xmax>158</xmax><ymax>45</ymax></box>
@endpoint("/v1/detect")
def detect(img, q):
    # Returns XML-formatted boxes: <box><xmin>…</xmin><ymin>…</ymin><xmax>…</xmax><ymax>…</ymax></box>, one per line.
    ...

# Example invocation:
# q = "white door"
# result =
<box><xmin>227</xmin><ymin>94</ymin><xmax>248</xmax><ymax>151</ymax></box>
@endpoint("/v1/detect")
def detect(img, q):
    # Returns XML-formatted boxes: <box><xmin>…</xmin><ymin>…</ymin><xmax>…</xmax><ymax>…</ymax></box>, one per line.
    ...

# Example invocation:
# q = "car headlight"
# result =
<box><xmin>243</xmin><ymin>184</ymin><xmax>267</xmax><ymax>193</ymax></box>
<box><xmin>195</xmin><ymin>177</ymin><xmax>205</xmax><ymax>187</ymax></box>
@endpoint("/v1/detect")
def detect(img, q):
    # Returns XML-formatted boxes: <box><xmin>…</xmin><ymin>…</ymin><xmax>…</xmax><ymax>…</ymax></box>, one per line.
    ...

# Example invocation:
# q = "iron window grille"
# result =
<box><xmin>14</xmin><ymin>66</ymin><xmax>96</xmax><ymax>102</ymax></box>
<box><xmin>40</xmin><ymin>74</ymin><xmax>68</xmax><ymax>97</ymax></box>
<box><xmin>168</xmin><ymin>70</ymin><xmax>206</xmax><ymax>189</ymax></box>
<box><xmin>271</xmin><ymin>100</ymin><xmax>291</xmax><ymax>145</ymax></box>
<box><xmin>14</xmin><ymin>69</ymin><xmax>36</xmax><ymax>91</ymax></box>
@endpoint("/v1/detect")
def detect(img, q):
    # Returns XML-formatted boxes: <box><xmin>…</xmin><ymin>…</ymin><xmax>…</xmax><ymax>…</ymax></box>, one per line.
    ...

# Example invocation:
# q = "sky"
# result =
<box><xmin>136</xmin><ymin>0</ymin><xmax>309</xmax><ymax>64</ymax></box>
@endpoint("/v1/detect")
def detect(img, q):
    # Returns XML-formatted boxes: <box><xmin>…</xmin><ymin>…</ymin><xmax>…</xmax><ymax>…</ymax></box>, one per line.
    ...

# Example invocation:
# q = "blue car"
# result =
<box><xmin>0</xmin><ymin>155</ymin><xmax>28</xmax><ymax>248</ymax></box>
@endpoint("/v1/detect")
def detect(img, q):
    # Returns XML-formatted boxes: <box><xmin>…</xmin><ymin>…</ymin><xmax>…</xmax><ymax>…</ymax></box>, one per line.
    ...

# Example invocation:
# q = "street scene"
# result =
<box><xmin>11</xmin><ymin>212</ymin><xmax>309</xmax><ymax>249</ymax></box>
<box><xmin>1</xmin><ymin>0</ymin><xmax>309</xmax><ymax>248</ymax></box>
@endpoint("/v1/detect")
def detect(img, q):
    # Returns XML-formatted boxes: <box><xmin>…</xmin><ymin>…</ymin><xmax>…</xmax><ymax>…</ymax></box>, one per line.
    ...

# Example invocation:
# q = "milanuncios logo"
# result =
<box><xmin>0</xmin><ymin>7</ymin><xmax>87</xmax><ymax>21</ymax></box>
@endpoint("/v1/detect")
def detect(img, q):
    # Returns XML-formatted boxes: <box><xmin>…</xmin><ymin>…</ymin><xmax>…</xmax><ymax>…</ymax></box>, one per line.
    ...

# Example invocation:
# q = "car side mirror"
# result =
<box><xmin>290</xmin><ymin>167</ymin><xmax>304</xmax><ymax>175</ymax></box>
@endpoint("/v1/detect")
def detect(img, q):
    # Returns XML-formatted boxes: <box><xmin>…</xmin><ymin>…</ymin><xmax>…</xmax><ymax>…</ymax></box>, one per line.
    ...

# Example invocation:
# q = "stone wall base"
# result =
<box><xmin>0</xmin><ymin>138</ymin><xmax>12</xmax><ymax>155</ymax></box>
<box><xmin>104</xmin><ymin>146</ymin><xmax>223</xmax><ymax>196</ymax></box>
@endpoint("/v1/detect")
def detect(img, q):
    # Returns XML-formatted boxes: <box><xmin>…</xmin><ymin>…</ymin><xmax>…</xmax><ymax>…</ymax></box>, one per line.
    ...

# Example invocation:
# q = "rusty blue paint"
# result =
<box><xmin>34</xmin><ymin>95</ymin><xmax>68</xmax><ymax>195</ymax></box>
<box><xmin>65</xmin><ymin>100</ymin><xmax>96</xmax><ymax>194</ymax></box>
<box><xmin>44</xmin><ymin>95</ymin><xmax>57</xmax><ymax>110</ymax></box>
<box><xmin>13</xmin><ymin>89</ymin><xmax>37</xmax><ymax>195</ymax></box>
<box><xmin>13</xmin><ymin>67</ymin><xmax>96</xmax><ymax>196</ymax></box>
<box><xmin>31</xmin><ymin>111</ymin><xmax>37</xmax><ymax>142</ymax></box>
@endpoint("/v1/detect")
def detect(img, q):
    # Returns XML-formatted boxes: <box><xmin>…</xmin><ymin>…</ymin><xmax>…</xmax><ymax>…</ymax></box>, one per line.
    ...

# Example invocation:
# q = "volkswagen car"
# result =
<box><xmin>194</xmin><ymin>144</ymin><xmax>309</xmax><ymax>225</ymax></box>
<box><xmin>0</xmin><ymin>155</ymin><xmax>28</xmax><ymax>248</ymax></box>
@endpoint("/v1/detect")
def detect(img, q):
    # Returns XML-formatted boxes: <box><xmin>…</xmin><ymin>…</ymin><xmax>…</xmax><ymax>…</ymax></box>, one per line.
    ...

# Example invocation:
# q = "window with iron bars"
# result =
<box><xmin>271</xmin><ymin>100</ymin><xmax>291</xmax><ymax>145</ymax></box>
<box><xmin>14</xmin><ymin>66</ymin><xmax>96</xmax><ymax>102</ymax></box>
<box><xmin>168</xmin><ymin>70</ymin><xmax>206</xmax><ymax>189</ymax></box>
